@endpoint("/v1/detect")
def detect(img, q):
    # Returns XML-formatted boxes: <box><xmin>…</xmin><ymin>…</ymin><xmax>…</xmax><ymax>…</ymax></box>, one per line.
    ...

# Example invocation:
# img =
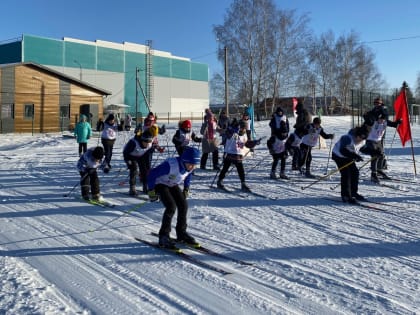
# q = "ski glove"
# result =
<box><xmin>126</xmin><ymin>160</ymin><xmax>133</xmax><ymax>168</ymax></box>
<box><xmin>148</xmin><ymin>190</ymin><xmax>159</xmax><ymax>202</ymax></box>
<box><xmin>183</xmin><ymin>188</ymin><xmax>189</xmax><ymax>199</ymax></box>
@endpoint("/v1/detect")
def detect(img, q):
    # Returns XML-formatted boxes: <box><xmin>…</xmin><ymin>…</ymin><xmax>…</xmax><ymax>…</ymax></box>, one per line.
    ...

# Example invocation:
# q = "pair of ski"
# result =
<box><xmin>212</xmin><ymin>185</ymin><xmax>277</xmax><ymax>200</ymax></box>
<box><xmin>135</xmin><ymin>232</ymin><xmax>254</xmax><ymax>275</ymax></box>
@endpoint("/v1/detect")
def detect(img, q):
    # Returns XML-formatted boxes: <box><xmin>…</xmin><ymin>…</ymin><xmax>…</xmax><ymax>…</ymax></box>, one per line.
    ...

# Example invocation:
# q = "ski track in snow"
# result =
<box><xmin>0</xmin><ymin>116</ymin><xmax>419</xmax><ymax>314</ymax></box>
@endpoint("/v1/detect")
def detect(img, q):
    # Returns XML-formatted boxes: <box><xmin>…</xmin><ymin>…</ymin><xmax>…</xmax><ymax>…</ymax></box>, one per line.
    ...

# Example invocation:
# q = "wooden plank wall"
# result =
<box><xmin>10</xmin><ymin>65</ymin><xmax>104</xmax><ymax>133</ymax></box>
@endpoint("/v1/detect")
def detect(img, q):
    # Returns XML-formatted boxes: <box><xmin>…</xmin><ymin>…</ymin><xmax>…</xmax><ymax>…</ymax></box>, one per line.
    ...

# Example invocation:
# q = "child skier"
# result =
<box><xmin>217</xmin><ymin>120</ymin><xmax>261</xmax><ymax>192</ymax></box>
<box><xmin>147</xmin><ymin>146</ymin><xmax>201</xmax><ymax>249</ymax></box>
<box><xmin>285</xmin><ymin>130</ymin><xmax>303</xmax><ymax>171</ymax></box>
<box><xmin>74</xmin><ymin>114</ymin><xmax>92</xmax><ymax>156</ymax></box>
<box><xmin>332</xmin><ymin>126</ymin><xmax>368</xmax><ymax>203</ymax></box>
<box><xmin>299</xmin><ymin>117</ymin><xmax>334</xmax><ymax>178</ymax></box>
<box><xmin>123</xmin><ymin>130</ymin><xmax>154</xmax><ymax>195</ymax></box>
<box><xmin>361</xmin><ymin>112</ymin><xmax>401</xmax><ymax>183</ymax></box>
<box><xmin>101</xmin><ymin>114</ymin><xmax>118</xmax><ymax>173</ymax></box>
<box><xmin>267</xmin><ymin>121</ymin><xmax>290</xmax><ymax>179</ymax></box>
<box><xmin>172</xmin><ymin>119</ymin><xmax>201</xmax><ymax>156</ymax></box>
<box><xmin>76</xmin><ymin>146</ymin><xmax>105</xmax><ymax>201</ymax></box>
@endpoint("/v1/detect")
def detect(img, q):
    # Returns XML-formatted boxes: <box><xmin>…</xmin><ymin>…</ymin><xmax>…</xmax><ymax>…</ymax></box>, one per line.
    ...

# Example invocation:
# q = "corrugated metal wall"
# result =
<box><xmin>2</xmin><ymin>34</ymin><xmax>209</xmax><ymax>117</ymax></box>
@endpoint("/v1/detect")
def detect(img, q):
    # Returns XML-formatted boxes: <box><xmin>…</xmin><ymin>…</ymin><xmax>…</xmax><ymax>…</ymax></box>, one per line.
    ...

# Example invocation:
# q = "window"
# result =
<box><xmin>60</xmin><ymin>104</ymin><xmax>70</xmax><ymax>118</ymax></box>
<box><xmin>24</xmin><ymin>104</ymin><xmax>34</xmax><ymax>119</ymax></box>
<box><xmin>1</xmin><ymin>103</ymin><xmax>14</xmax><ymax>119</ymax></box>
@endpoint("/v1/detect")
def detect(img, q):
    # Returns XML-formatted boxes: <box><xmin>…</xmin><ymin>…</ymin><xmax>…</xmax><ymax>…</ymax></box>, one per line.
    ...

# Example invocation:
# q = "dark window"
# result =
<box><xmin>24</xmin><ymin>104</ymin><xmax>34</xmax><ymax>119</ymax></box>
<box><xmin>60</xmin><ymin>104</ymin><xmax>70</xmax><ymax>118</ymax></box>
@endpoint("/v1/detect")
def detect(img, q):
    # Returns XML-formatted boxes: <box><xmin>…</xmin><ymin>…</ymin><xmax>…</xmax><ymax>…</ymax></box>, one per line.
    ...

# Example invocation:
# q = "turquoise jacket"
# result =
<box><xmin>74</xmin><ymin>115</ymin><xmax>92</xmax><ymax>143</ymax></box>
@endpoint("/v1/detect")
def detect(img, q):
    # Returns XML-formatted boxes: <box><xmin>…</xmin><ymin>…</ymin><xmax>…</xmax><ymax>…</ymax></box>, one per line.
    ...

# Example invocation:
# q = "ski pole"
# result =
<box><xmin>301</xmin><ymin>160</ymin><xmax>355</xmax><ymax>190</ymax></box>
<box><xmin>63</xmin><ymin>172</ymin><xmax>89</xmax><ymax>197</ymax></box>
<box><xmin>329</xmin><ymin>156</ymin><xmax>376</xmax><ymax>190</ymax></box>
<box><xmin>88</xmin><ymin>200</ymin><xmax>149</xmax><ymax>233</ymax></box>
<box><xmin>324</xmin><ymin>138</ymin><xmax>333</xmax><ymax>175</ymax></box>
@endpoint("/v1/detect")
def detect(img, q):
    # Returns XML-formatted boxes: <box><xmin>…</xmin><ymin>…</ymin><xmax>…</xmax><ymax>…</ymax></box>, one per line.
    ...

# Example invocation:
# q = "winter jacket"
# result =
<box><xmin>74</xmin><ymin>116</ymin><xmax>92</xmax><ymax>143</ymax></box>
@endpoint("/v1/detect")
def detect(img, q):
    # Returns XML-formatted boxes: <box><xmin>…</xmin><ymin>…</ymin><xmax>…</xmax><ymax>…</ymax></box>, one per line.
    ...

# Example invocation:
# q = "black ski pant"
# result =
<box><xmin>127</xmin><ymin>155</ymin><xmax>150</xmax><ymax>192</ymax></box>
<box><xmin>200</xmin><ymin>150</ymin><xmax>219</xmax><ymax>169</ymax></box>
<box><xmin>360</xmin><ymin>140</ymin><xmax>384</xmax><ymax>173</ymax></box>
<box><xmin>78</xmin><ymin>142</ymin><xmax>87</xmax><ymax>156</ymax></box>
<box><xmin>218</xmin><ymin>156</ymin><xmax>245</xmax><ymax>183</ymax></box>
<box><xmin>80</xmin><ymin>171</ymin><xmax>100</xmax><ymax>197</ymax></box>
<box><xmin>101</xmin><ymin>138</ymin><xmax>116</xmax><ymax>167</ymax></box>
<box><xmin>156</xmin><ymin>184</ymin><xmax>188</xmax><ymax>238</ymax></box>
<box><xmin>332</xmin><ymin>155</ymin><xmax>359</xmax><ymax>199</ymax></box>
<box><xmin>299</xmin><ymin>143</ymin><xmax>313</xmax><ymax>172</ymax></box>
<box><xmin>271</xmin><ymin>152</ymin><xmax>287</xmax><ymax>173</ymax></box>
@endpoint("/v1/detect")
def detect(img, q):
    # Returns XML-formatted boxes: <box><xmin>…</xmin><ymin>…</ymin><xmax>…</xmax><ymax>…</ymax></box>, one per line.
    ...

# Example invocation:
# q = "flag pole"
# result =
<box><xmin>402</xmin><ymin>82</ymin><xmax>417</xmax><ymax>175</ymax></box>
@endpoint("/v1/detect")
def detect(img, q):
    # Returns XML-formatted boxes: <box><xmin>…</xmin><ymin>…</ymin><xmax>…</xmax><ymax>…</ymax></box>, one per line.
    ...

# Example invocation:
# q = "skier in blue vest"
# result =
<box><xmin>147</xmin><ymin>146</ymin><xmax>201</xmax><ymax>249</ymax></box>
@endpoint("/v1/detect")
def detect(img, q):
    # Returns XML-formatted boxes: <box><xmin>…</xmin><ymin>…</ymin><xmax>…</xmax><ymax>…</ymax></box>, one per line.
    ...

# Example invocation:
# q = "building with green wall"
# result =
<box><xmin>0</xmin><ymin>34</ymin><xmax>209</xmax><ymax>119</ymax></box>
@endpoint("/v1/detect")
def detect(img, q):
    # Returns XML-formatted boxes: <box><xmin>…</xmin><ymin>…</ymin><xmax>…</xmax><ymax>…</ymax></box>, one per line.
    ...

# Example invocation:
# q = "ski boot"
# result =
<box><xmin>241</xmin><ymin>182</ymin><xmax>251</xmax><ymax>192</ymax></box>
<box><xmin>177</xmin><ymin>232</ymin><xmax>199</xmax><ymax>246</ymax></box>
<box><xmin>279</xmin><ymin>172</ymin><xmax>290</xmax><ymax>180</ymax></box>
<box><xmin>217</xmin><ymin>180</ymin><xmax>225</xmax><ymax>190</ymax></box>
<box><xmin>270</xmin><ymin>172</ymin><xmax>277</xmax><ymax>179</ymax></box>
<box><xmin>371</xmin><ymin>172</ymin><xmax>380</xmax><ymax>183</ymax></box>
<box><xmin>158</xmin><ymin>235</ymin><xmax>177</xmax><ymax>250</ymax></box>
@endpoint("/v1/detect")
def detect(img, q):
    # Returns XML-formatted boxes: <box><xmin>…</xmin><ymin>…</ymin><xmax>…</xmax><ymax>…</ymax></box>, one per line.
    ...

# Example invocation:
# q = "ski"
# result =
<box><xmin>382</xmin><ymin>177</ymin><xmax>417</xmax><ymax>184</ymax></box>
<box><xmin>134</xmin><ymin>237</ymin><xmax>232</xmax><ymax>275</ymax></box>
<box><xmin>242</xmin><ymin>190</ymin><xmax>278</xmax><ymax>200</ymax></box>
<box><xmin>210</xmin><ymin>185</ymin><xmax>276</xmax><ymax>200</ymax></box>
<box><xmin>81</xmin><ymin>197</ymin><xmax>116</xmax><ymax>208</ymax></box>
<box><xmin>114</xmin><ymin>190</ymin><xmax>149</xmax><ymax>201</ymax></box>
<box><xmin>150</xmin><ymin>232</ymin><xmax>254</xmax><ymax>266</ymax></box>
<box><xmin>323</xmin><ymin>196</ymin><xmax>385</xmax><ymax>211</ymax></box>
<box><xmin>358</xmin><ymin>198</ymin><xmax>406</xmax><ymax>210</ymax></box>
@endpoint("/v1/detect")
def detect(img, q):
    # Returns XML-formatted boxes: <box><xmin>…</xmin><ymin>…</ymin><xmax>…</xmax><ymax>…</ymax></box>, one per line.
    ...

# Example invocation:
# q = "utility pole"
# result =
<box><xmin>135</xmin><ymin>67</ymin><xmax>139</xmax><ymax>124</ymax></box>
<box><xmin>224</xmin><ymin>46</ymin><xmax>229</xmax><ymax>116</ymax></box>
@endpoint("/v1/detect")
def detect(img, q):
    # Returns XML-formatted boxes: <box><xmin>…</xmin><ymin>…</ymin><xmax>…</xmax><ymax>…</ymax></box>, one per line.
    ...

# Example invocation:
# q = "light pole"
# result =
<box><xmin>74</xmin><ymin>60</ymin><xmax>82</xmax><ymax>81</ymax></box>
<box><xmin>224</xmin><ymin>46</ymin><xmax>229</xmax><ymax>116</ymax></box>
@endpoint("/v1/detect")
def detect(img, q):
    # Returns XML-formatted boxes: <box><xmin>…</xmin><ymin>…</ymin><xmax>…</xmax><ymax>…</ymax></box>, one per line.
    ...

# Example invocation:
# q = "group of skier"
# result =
<box><xmin>74</xmin><ymin>96</ymin><xmax>402</xmax><ymax>248</ymax></box>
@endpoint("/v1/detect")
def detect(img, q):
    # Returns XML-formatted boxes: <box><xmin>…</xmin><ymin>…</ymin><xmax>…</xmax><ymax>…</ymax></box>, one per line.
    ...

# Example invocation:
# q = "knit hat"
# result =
<box><xmin>92</xmin><ymin>146</ymin><xmax>104</xmax><ymax>160</ymax></box>
<box><xmin>140</xmin><ymin>130</ymin><xmax>153</xmax><ymax>142</ymax></box>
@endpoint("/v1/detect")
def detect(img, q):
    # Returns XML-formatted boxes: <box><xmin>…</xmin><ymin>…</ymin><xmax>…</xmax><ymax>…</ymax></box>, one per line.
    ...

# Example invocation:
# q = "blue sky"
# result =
<box><xmin>1</xmin><ymin>0</ymin><xmax>419</xmax><ymax>92</ymax></box>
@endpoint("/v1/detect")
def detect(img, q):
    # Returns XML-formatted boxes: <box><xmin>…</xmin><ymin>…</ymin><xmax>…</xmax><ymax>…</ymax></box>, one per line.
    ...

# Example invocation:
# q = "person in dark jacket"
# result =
<box><xmin>172</xmin><ymin>120</ymin><xmax>201</xmax><ymax>156</ymax></box>
<box><xmin>293</xmin><ymin>102</ymin><xmax>312</xmax><ymax>138</ymax></box>
<box><xmin>332</xmin><ymin>126</ymin><xmax>368</xmax><ymax>203</ymax></box>
<box><xmin>123</xmin><ymin>130</ymin><xmax>154</xmax><ymax>195</ymax></box>
<box><xmin>76</xmin><ymin>146</ymin><xmax>105</xmax><ymax>201</ymax></box>
<box><xmin>267</xmin><ymin>120</ymin><xmax>290</xmax><ymax>179</ymax></box>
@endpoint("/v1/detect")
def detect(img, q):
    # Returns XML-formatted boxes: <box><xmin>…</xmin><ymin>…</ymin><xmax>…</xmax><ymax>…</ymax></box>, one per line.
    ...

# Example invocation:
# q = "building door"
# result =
<box><xmin>1</xmin><ymin>103</ymin><xmax>14</xmax><ymax>133</ymax></box>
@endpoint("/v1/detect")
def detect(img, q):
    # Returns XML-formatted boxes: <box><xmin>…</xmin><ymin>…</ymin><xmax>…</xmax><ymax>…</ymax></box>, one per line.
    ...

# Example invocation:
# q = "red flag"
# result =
<box><xmin>393</xmin><ymin>88</ymin><xmax>411</xmax><ymax>147</ymax></box>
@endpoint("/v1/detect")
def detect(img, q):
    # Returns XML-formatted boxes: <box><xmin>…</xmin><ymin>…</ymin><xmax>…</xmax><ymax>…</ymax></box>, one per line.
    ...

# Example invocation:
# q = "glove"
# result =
<box><xmin>126</xmin><ymin>160</ymin><xmax>133</xmax><ymax>168</ymax></box>
<box><xmin>148</xmin><ymin>190</ymin><xmax>159</xmax><ymax>202</ymax></box>
<box><xmin>396</xmin><ymin>119</ymin><xmax>402</xmax><ymax>125</ymax></box>
<box><xmin>256</xmin><ymin>138</ymin><xmax>262</xmax><ymax>145</ymax></box>
<box><xmin>330</xmin><ymin>134</ymin><xmax>335</xmax><ymax>139</ymax></box>
<box><xmin>87</xmin><ymin>168</ymin><xmax>96</xmax><ymax>175</ymax></box>
<box><xmin>355</xmin><ymin>155</ymin><xmax>363</xmax><ymax>162</ymax></box>
<box><xmin>183</xmin><ymin>188</ymin><xmax>189</xmax><ymax>199</ymax></box>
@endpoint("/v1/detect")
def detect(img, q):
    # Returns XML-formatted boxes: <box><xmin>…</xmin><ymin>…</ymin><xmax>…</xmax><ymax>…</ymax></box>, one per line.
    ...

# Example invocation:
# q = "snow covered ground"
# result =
<box><xmin>0</xmin><ymin>115</ymin><xmax>419</xmax><ymax>315</ymax></box>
